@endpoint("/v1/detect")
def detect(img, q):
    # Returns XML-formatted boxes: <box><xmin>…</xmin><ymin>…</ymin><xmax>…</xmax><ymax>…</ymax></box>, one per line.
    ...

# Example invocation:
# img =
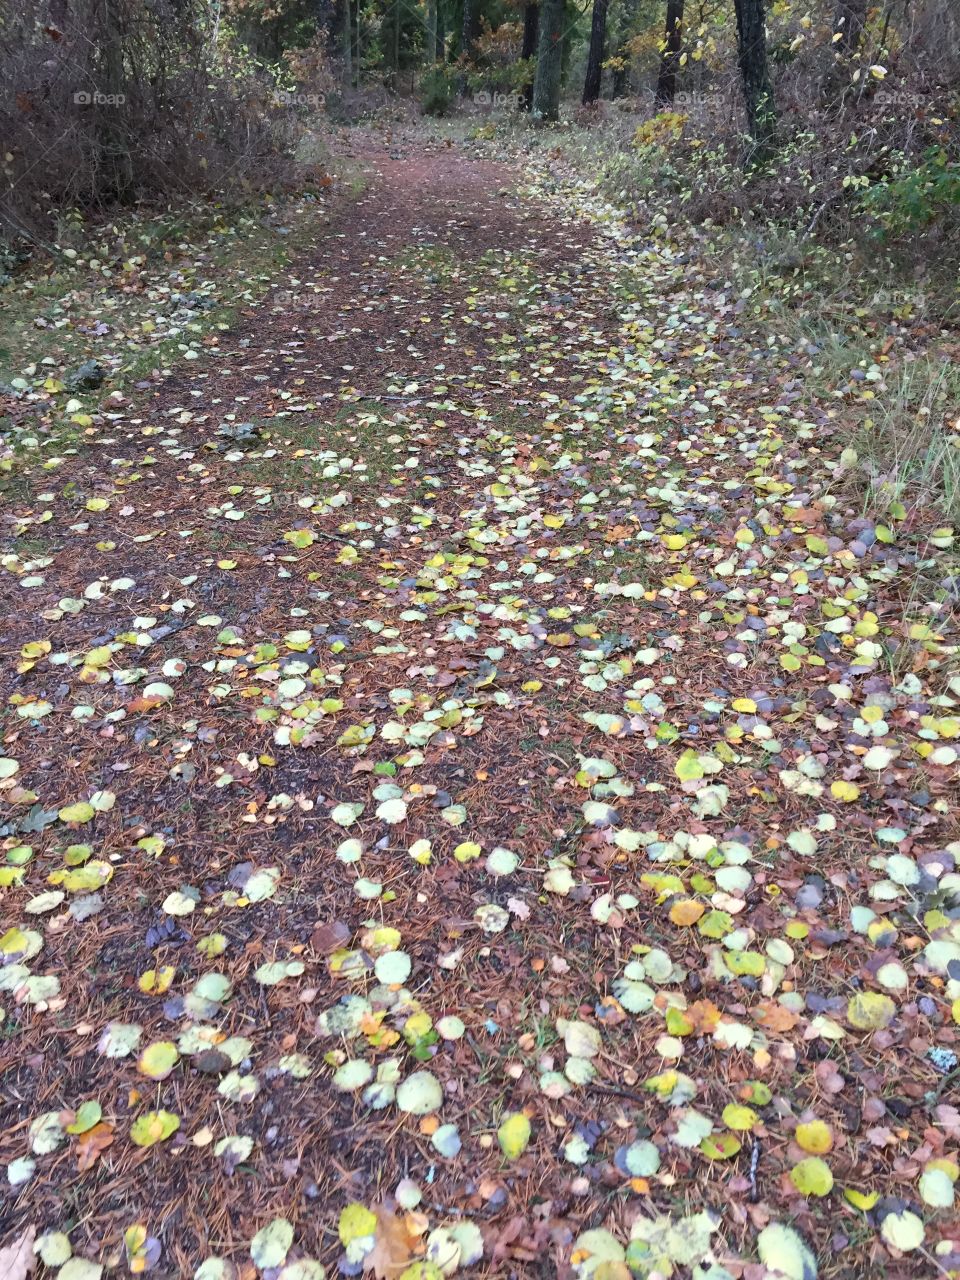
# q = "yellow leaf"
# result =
<box><xmin>844</xmin><ymin>1187</ymin><xmax>879</xmax><ymax>1211</ymax></box>
<box><xmin>138</xmin><ymin>965</ymin><xmax>175</xmax><ymax>995</ymax></box>
<box><xmin>847</xmin><ymin>991</ymin><xmax>896</xmax><ymax>1031</ymax></box>
<box><xmin>669</xmin><ymin>900</ymin><xmax>705</xmax><ymax>926</ymax></box>
<box><xmin>498</xmin><ymin>1111</ymin><xmax>532</xmax><ymax>1160</ymax></box>
<box><xmin>722</xmin><ymin>1104</ymin><xmax>758</xmax><ymax>1131</ymax></box>
<box><xmin>790</xmin><ymin>1156</ymin><xmax>833</xmax><ymax>1196</ymax></box>
<box><xmin>831</xmin><ymin>779</ymin><xmax>860</xmax><ymax>802</ymax></box>
<box><xmin>796</xmin><ymin>1119</ymin><xmax>833</xmax><ymax>1154</ymax></box>
<box><xmin>675</xmin><ymin>749</ymin><xmax>704</xmax><ymax>782</ymax></box>
<box><xmin>129</xmin><ymin>1110</ymin><xmax>179</xmax><ymax>1147</ymax></box>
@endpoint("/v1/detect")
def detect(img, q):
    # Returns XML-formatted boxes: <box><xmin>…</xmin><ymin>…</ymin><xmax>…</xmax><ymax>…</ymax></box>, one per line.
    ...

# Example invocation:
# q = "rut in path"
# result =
<box><xmin>1</xmin><ymin>136</ymin><xmax>957</xmax><ymax>1280</ymax></box>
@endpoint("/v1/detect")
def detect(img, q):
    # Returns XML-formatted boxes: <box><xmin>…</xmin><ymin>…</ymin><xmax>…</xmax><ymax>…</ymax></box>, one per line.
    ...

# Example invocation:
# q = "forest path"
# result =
<box><xmin>1</xmin><ymin>134</ymin><xmax>958</xmax><ymax>1280</ymax></box>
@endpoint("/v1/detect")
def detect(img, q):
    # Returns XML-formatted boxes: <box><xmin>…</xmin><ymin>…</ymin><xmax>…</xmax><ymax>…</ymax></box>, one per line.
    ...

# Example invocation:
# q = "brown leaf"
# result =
<box><xmin>76</xmin><ymin>1122</ymin><xmax>115</xmax><ymax>1172</ymax></box>
<box><xmin>311</xmin><ymin>920</ymin><xmax>351</xmax><ymax>954</ymax></box>
<box><xmin>366</xmin><ymin>1207</ymin><xmax>414</xmax><ymax>1280</ymax></box>
<box><xmin>0</xmin><ymin>1226</ymin><xmax>36</xmax><ymax>1279</ymax></box>
<box><xmin>754</xmin><ymin>1000</ymin><xmax>798</xmax><ymax>1032</ymax></box>
<box><xmin>814</xmin><ymin>1059</ymin><xmax>845</xmax><ymax>1094</ymax></box>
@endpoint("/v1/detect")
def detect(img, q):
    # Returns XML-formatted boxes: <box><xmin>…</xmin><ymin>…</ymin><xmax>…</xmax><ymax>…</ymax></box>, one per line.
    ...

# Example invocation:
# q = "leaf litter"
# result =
<box><xmin>0</xmin><ymin>130</ymin><xmax>959</xmax><ymax>1279</ymax></box>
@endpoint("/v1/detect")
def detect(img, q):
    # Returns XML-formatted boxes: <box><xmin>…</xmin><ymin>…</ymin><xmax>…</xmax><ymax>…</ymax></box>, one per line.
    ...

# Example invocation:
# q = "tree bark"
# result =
<box><xmin>97</xmin><ymin>0</ymin><xmax>133</xmax><ymax>201</ymax></box>
<box><xmin>521</xmin><ymin>2</ymin><xmax>539</xmax><ymax>109</ymax></box>
<box><xmin>582</xmin><ymin>0</ymin><xmax>608</xmax><ymax>104</ymax></box>
<box><xmin>461</xmin><ymin>0</ymin><xmax>478</xmax><ymax>62</ymax></box>
<box><xmin>339</xmin><ymin>0</ymin><xmax>352</xmax><ymax>84</ymax></box>
<box><xmin>610</xmin><ymin>0</ymin><xmax>638</xmax><ymax>98</ymax></box>
<box><xmin>821</xmin><ymin>0</ymin><xmax>868</xmax><ymax>102</ymax></box>
<box><xmin>834</xmin><ymin>0</ymin><xmax>867</xmax><ymax>55</ymax></box>
<box><xmin>436</xmin><ymin>0</ymin><xmax>445</xmax><ymax>60</ymax></box>
<box><xmin>733</xmin><ymin>0</ymin><xmax>775</xmax><ymax>159</ymax></box>
<box><xmin>427</xmin><ymin>0</ymin><xmax>437</xmax><ymax>63</ymax></box>
<box><xmin>654</xmin><ymin>0</ymin><xmax>683</xmax><ymax>108</ymax></box>
<box><xmin>532</xmin><ymin>0</ymin><xmax>564</xmax><ymax>119</ymax></box>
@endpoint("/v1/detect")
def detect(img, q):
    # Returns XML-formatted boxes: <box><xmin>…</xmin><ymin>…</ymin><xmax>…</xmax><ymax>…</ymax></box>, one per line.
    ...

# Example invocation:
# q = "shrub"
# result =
<box><xmin>859</xmin><ymin>147</ymin><xmax>960</xmax><ymax>241</ymax></box>
<box><xmin>421</xmin><ymin>67</ymin><xmax>455</xmax><ymax>116</ymax></box>
<box><xmin>0</xmin><ymin>0</ymin><xmax>301</xmax><ymax>249</ymax></box>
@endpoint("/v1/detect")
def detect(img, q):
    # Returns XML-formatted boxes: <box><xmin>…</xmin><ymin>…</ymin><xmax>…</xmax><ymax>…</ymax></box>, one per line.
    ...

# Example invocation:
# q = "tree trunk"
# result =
<box><xmin>352</xmin><ymin>0</ymin><xmax>360</xmax><ymax>85</ymax></box>
<box><xmin>654</xmin><ymin>0</ymin><xmax>683</xmax><ymax>108</ymax></box>
<box><xmin>733</xmin><ymin>0</ymin><xmax>775</xmax><ymax>159</ymax></box>
<box><xmin>582</xmin><ymin>0</ymin><xmax>608</xmax><ymax>103</ymax></box>
<box><xmin>610</xmin><ymin>0</ymin><xmax>638</xmax><ymax>98</ymax></box>
<box><xmin>97</xmin><ymin>0</ymin><xmax>133</xmax><ymax>201</ymax></box>
<box><xmin>435</xmin><ymin>0</ymin><xmax>445</xmax><ymax>60</ymax></box>
<box><xmin>834</xmin><ymin>0</ymin><xmax>867</xmax><ymax>55</ymax></box>
<box><xmin>461</xmin><ymin>0</ymin><xmax>478</xmax><ymax>62</ymax></box>
<box><xmin>821</xmin><ymin>0</ymin><xmax>868</xmax><ymax>102</ymax></box>
<box><xmin>457</xmin><ymin>0</ymin><xmax>478</xmax><ymax>92</ymax></box>
<box><xmin>532</xmin><ymin>0</ymin><xmax>564</xmax><ymax>119</ymax></box>
<box><xmin>521</xmin><ymin>2</ymin><xmax>539</xmax><ymax>109</ymax></box>
<box><xmin>340</xmin><ymin>0</ymin><xmax>352</xmax><ymax>84</ymax></box>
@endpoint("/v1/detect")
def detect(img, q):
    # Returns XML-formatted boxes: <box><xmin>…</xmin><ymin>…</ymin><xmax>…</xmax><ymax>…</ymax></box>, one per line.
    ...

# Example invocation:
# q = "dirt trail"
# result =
<box><xmin>1</xmin><ymin>137</ymin><xmax>958</xmax><ymax>1279</ymax></box>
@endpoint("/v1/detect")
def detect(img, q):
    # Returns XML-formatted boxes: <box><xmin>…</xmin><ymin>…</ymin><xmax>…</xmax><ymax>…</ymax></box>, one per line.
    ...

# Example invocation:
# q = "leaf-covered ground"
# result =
<box><xmin>1</xmin><ymin>133</ymin><xmax>959</xmax><ymax>1280</ymax></box>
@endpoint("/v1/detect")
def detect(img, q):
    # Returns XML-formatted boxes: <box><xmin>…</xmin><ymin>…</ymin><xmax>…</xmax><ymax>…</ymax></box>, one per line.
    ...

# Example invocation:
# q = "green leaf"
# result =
<box><xmin>790</xmin><ymin>1156</ymin><xmax>834</xmax><ymax>1197</ymax></box>
<box><xmin>250</xmin><ymin>1217</ymin><xmax>294</xmax><ymax>1269</ymax></box>
<box><xmin>130</xmin><ymin>1110</ymin><xmax>180</xmax><ymax>1147</ymax></box>
<box><xmin>757</xmin><ymin>1223</ymin><xmax>818</xmax><ymax>1280</ymax></box>
<box><xmin>880</xmin><ymin>1209</ymin><xmax>924</xmax><ymax>1252</ymax></box>
<box><xmin>396</xmin><ymin>1071</ymin><xmax>443</xmax><ymax>1115</ymax></box>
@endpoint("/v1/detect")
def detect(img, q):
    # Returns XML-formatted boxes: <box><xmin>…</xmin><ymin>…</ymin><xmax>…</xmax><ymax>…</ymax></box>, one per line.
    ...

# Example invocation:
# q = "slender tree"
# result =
<box><xmin>610</xmin><ymin>0</ymin><xmax>639</xmax><ymax>98</ymax></box>
<box><xmin>532</xmin><ymin>0</ymin><xmax>564</xmax><ymax>118</ymax></box>
<box><xmin>435</xmin><ymin>0</ymin><xmax>445</xmax><ymax>60</ymax></box>
<box><xmin>338</xmin><ymin>0</ymin><xmax>352</xmax><ymax>82</ymax></box>
<box><xmin>822</xmin><ymin>0</ymin><xmax>868</xmax><ymax>101</ymax></box>
<box><xmin>98</xmin><ymin>0</ymin><xmax>133</xmax><ymax>199</ymax></box>
<box><xmin>428</xmin><ymin>0</ymin><xmax>438</xmax><ymax>61</ymax></box>
<box><xmin>520</xmin><ymin>1</ymin><xmax>539</xmax><ymax>108</ymax></box>
<box><xmin>654</xmin><ymin>0</ymin><xmax>683</xmax><ymax>107</ymax></box>
<box><xmin>456</xmin><ymin>0</ymin><xmax>479</xmax><ymax>92</ymax></box>
<box><xmin>733</xmin><ymin>0</ymin><xmax>775</xmax><ymax>159</ymax></box>
<box><xmin>461</xmin><ymin>0</ymin><xmax>479</xmax><ymax>61</ymax></box>
<box><xmin>833</xmin><ymin>0</ymin><xmax>868</xmax><ymax>55</ymax></box>
<box><xmin>582</xmin><ymin>0</ymin><xmax>608</xmax><ymax>103</ymax></box>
